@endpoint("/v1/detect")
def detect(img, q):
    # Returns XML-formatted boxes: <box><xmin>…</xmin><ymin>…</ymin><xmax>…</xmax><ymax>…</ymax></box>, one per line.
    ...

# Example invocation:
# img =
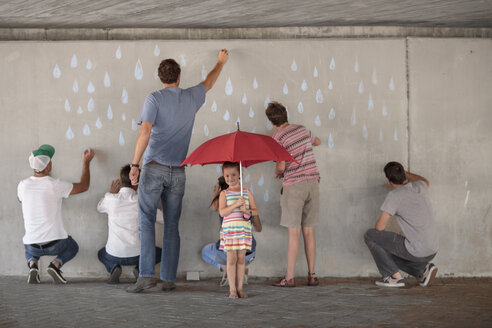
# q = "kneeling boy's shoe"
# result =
<box><xmin>375</xmin><ymin>276</ymin><xmax>405</xmax><ymax>287</ymax></box>
<box><xmin>161</xmin><ymin>281</ymin><xmax>176</xmax><ymax>292</ymax></box>
<box><xmin>47</xmin><ymin>262</ymin><xmax>67</xmax><ymax>284</ymax></box>
<box><xmin>107</xmin><ymin>265</ymin><xmax>122</xmax><ymax>284</ymax></box>
<box><xmin>27</xmin><ymin>262</ymin><xmax>40</xmax><ymax>284</ymax></box>
<box><xmin>132</xmin><ymin>267</ymin><xmax>139</xmax><ymax>281</ymax></box>
<box><xmin>126</xmin><ymin>277</ymin><xmax>157</xmax><ymax>293</ymax></box>
<box><xmin>420</xmin><ymin>263</ymin><xmax>438</xmax><ymax>287</ymax></box>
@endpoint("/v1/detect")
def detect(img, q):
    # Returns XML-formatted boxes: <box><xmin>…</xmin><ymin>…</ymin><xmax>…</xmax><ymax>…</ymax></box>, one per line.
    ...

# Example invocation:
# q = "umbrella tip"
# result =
<box><xmin>237</xmin><ymin>122</ymin><xmax>240</xmax><ymax>131</ymax></box>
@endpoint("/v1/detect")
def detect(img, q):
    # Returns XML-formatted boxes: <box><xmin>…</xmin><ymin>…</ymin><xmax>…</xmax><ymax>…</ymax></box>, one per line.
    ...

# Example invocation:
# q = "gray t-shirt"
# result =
<box><xmin>380</xmin><ymin>180</ymin><xmax>438</xmax><ymax>257</ymax></box>
<box><xmin>139</xmin><ymin>84</ymin><xmax>206</xmax><ymax>166</ymax></box>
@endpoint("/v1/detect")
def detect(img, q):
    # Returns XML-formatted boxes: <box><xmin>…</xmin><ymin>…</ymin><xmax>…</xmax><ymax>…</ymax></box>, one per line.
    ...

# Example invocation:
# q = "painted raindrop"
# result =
<box><xmin>107</xmin><ymin>104</ymin><xmax>113</xmax><ymax>120</ymax></box>
<box><xmin>70</xmin><ymin>54</ymin><xmax>77</xmax><ymax>68</ymax></box>
<box><xmin>372</xmin><ymin>68</ymin><xmax>378</xmax><ymax>84</ymax></box>
<box><xmin>379</xmin><ymin>128</ymin><xmax>384</xmax><ymax>142</ymax></box>
<box><xmin>77</xmin><ymin>106</ymin><xmax>83</xmax><ymax>115</ymax></box>
<box><xmin>119</xmin><ymin>131</ymin><xmax>125</xmax><ymax>146</ymax></box>
<box><xmin>328</xmin><ymin>133</ymin><xmax>334</xmax><ymax>148</ymax></box>
<box><xmin>53</xmin><ymin>64</ymin><xmax>61</xmax><ymax>79</ymax></box>
<box><xmin>132</xmin><ymin>119</ymin><xmax>137</xmax><ymax>131</ymax></box>
<box><xmin>329</xmin><ymin>108</ymin><xmax>335</xmax><ymax>120</ymax></box>
<box><xmin>154</xmin><ymin>45</ymin><xmax>160</xmax><ymax>56</ymax></box>
<box><xmin>134</xmin><ymin>58</ymin><xmax>143</xmax><ymax>80</ymax></box>
<box><xmin>253</xmin><ymin>77</ymin><xmax>258</xmax><ymax>89</ymax></box>
<box><xmin>286</xmin><ymin>106</ymin><xmax>290</xmax><ymax>120</ymax></box>
<box><xmin>204</xmin><ymin>124</ymin><xmax>209</xmax><ymax>137</ymax></box>
<box><xmin>104</xmin><ymin>72</ymin><xmax>111</xmax><ymax>87</ymax></box>
<box><xmin>73</xmin><ymin>80</ymin><xmax>79</xmax><ymax>93</ymax></box>
<box><xmin>121</xmin><ymin>88</ymin><xmax>128</xmax><ymax>104</ymax></box>
<box><xmin>201</xmin><ymin>65</ymin><xmax>207</xmax><ymax>81</ymax></box>
<box><xmin>96</xmin><ymin>117</ymin><xmax>103</xmax><ymax>129</ymax></box>
<box><xmin>86</xmin><ymin>59</ymin><xmax>93</xmax><ymax>70</ymax></box>
<box><xmin>225</xmin><ymin>78</ymin><xmax>233</xmax><ymax>95</ymax></box>
<box><xmin>216</xmin><ymin>165</ymin><xmax>221</xmax><ymax>174</ymax></box>
<box><xmin>264</xmin><ymin>97</ymin><xmax>271</xmax><ymax>109</ymax></box>
<box><xmin>250</xmin><ymin>185</ymin><xmax>255</xmax><ymax>195</ymax></box>
<box><xmin>87</xmin><ymin>81</ymin><xmax>95</xmax><ymax>94</ymax></box>
<box><xmin>65</xmin><ymin>126</ymin><xmax>74</xmax><ymax>140</ymax></box>
<box><xmin>358</xmin><ymin>81</ymin><xmax>364</xmax><ymax>94</ymax></box>
<box><xmin>291</xmin><ymin>59</ymin><xmax>297</xmax><ymax>71</ymax></box>
<box><xmin>362</xmin><ymin>122</ymin><xmax>368</xmax><ymax>140</ymax></box>
<box><xmin>368</xmin><ymin>94</ymin><xmax>374</xmax><ymax>111</ymax></box>
<box><xmin>223</xmin><ymin>110</ymin><xmax>230</xmax><ymax>121</ymax></box>
<box><xmin>351</xmin><ymin>108</ymin><xmax>356</xmax><ymax>126</ymax></box>
<box><xmin>264</xmin><ymin>190</ymin><xmax>269</xmax><ymax>202</ymax></box>
<box><xmin>382</xmin><ymin>103</ymin><xmax>388</xmax><ymax>117</ymax></box>
<box><xmin>329</xmin><ymin>57</ymin><xmax>336</xmax><ymax>70</ymax></box>
<box><xmin>283</xmin><ymin>83</ymin><xmax>289</xmax><ymax>95</ymax></box>
<box><xmin>301</xmin><ymin>80</ymin><xmax>308</xmax><ymax>91</ymax></box>
<box><xmin>328</xmin><ymin>80</ymin><xmax>333</xmax><ymax>90</ymax></box>
<box><xmin>235</xmin><ymin>117</ymin><xmax>241</xmax><ymax>126</ymax></box>
<box><xmin>245</xmin><ymin>173</ymin><xmax>251</xmax><ymax>183</ymax></box>
<box><xmin>242</xmin><ymin>93</ymin><xmax>247</xmax><ymax>104</ymax></box>
<box><xmin>154</xmin><ymin>68</ymin><xmax>158</xmax><ymax>80</ymax></box>
<box><xmin>83</xmin><ymin>124</ymin><xmax>91</xmax><ymax>136</ymax></box>
<box><xmin>180</xmin><ymin>55</ymin><xmax>186</xmax><ymax>67</ymax></box>
<box><xmin>64</xmin><ymin>99</ymin><xmax>70</xmax><ymax>112</ymax></box>
<box><xmin>122</xmin><ymin>113</ymin><xmax>126</xmax><ymax>121</ymax></box>
<box><xmin>394</xmin><ymin>128</ymin><xmax>398</xmax><ymax>141</ymax></box>
<box><xmin>315</xmin><ymin>115</ymin><xmax>321</xmax><ymax>127</ymax></box>
<box><xmin>298</xmin><ymin>101</ymin><xmax>304</xmax><ymax>113</ymax></box>
<box><xmin>389</xmin><ymin>77</ymin><xmax>395</xmax><ymax>91</ymax></box>
<box><xmin>315</xmin><ymin>89</ymin><xmax>324</xmax><ymax>103</ymax></box>
<box><xmin>115</xmin><ymin>46</ymin><xmax>122</xmax><ymax>59</ymax></box>
<box><xmin>249</xmin><ymin>107</ymin><xmax>254</xmax><ymax>118</ymax></box>
<box><xmin>211</xmin><ymin>101</ymin><xmax>217</xmax><ymax>112</ymax></box>
<box><xmin>267</xmin><ymin>120</ymin><xmax>273</xmax><ymax>131</ymax></box>
<box><xmin>88</xmin><ymin>97</ymin><xmax>95</xmax><ymax>112</ymax></box>
<box><xmin>354</xmin><ymin>57</ymin><xmax>359</xmax><ymax>72</ymax></box>
<box><xmin>313</xmin><ymin>66</ymin><xmax>318</xmax><ymax>77</ymax></box>
<box><xmin>258</xmin><ymin>175</ymin><xmax>264</xmax><ymax>186</ymax></box>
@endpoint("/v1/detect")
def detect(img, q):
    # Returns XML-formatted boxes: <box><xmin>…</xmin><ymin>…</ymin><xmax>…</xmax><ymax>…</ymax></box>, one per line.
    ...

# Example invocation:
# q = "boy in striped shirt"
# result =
<box><xmin>266</xmin><ymin>101</ymin><xmax>321</xmax><ymax>287</ymax></box>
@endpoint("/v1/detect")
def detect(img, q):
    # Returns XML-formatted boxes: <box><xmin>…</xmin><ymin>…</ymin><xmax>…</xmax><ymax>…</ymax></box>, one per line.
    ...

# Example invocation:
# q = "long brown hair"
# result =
<box><xmin>210</xmin><ymin>176</ymin><xmax>229</xmax><ymax>207</ymax></box>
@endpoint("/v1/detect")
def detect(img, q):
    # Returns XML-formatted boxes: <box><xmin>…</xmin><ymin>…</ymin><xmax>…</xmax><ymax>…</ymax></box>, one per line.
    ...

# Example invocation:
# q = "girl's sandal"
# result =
<box><xmin>272</xmin><ymin>277</ymin><xmax>296</xmax><ymax>287</ymax></box>
<box><xmin>308</xmin><ymin>272</ymin><xmax>319</xmax><ymax>286</ymax></box>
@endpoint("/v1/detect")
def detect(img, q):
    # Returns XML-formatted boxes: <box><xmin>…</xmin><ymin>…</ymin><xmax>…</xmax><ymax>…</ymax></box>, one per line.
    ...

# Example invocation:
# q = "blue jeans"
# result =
<box><xmin>201</xmin><ymin>243</ymin><xmax>256</xmax><ymax>271</ymax></box>
<box><xmin>24</xmin><ymin>236</ymin><xmax>79</xmax><ymax>267</ymax></box>
<box><xmin>97</xmin><ymin>247</ymin><xmax>162</xmax><ymax>273</ymax></box>
<box><xmin>138</xmin><ymin>163</ymin><xmax>186</xmax><ymax>282</ymax></box>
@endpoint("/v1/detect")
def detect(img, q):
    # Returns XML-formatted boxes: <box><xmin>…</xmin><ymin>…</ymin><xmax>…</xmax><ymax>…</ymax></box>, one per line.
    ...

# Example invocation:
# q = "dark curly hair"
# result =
<box><xmin>266</xmin><ymin>101</ymin><xmax>288</xmax><ymax>127</ymax></box>
<box><xmin>158</xmin><ymin>59</ymin><xmax>181</xmax><ymax>84</ymax></box>
<box><xmin>384</xmin><ymin>161</ymin><xmax>407</xmax><ymax>184</ymax></box>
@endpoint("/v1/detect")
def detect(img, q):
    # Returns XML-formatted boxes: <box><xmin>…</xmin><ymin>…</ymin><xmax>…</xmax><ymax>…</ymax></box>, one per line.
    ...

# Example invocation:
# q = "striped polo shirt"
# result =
<box><xmin>272</xmin><ymin>124</ymin><xmax>320</xmax><ymax>187</ymax></box>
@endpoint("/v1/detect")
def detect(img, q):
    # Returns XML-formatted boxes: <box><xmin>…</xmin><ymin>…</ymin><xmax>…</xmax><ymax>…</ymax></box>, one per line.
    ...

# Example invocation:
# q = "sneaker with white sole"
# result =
<box><xmin>375</xmin><ymin>276</ymin><xmax>405</xmax><ymax>288</ymax></box>
<box><xmin>47</xmin><ymin>262</ymin><xmax>67</xmax><ymax>284</ymax></box>
<box><xmin>420</xmin><ymin>263</ymin><xmax>438</xmax><ymax>287</ymax></box>
<box><xmin>107</xmin><ymin>265</ymin><xmax>122</xmax><ymax>284</ymax></box>
<box><xmin>27</xmin><ymin>262</ymin><xmax>40</xmax><ymax>284</ymax></box>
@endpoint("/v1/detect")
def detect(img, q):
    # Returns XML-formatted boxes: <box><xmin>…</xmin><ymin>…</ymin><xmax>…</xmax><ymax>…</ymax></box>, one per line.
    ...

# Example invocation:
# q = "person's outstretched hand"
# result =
<box><xmin>218</xmin><ymin>49</ymin><xmax>229</xmax><ymax>65</ymax></box>
<box><xmin>83</xmin><ymin>148</ymin><xmax>95</xmax><ymax>164</ymax></box>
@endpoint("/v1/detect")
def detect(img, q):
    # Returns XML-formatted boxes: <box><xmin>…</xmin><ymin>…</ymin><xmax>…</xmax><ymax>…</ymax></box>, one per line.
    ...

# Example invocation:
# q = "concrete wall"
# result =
<box><xmin>0</xmin><ymin>38</ymin><xmax>490</xmax><ymax>279</ymax></box>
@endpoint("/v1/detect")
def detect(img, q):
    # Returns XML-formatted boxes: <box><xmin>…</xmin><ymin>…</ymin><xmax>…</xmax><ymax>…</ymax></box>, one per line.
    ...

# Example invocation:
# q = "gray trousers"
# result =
<box><xmin>364</xmin><ymin>229</ymin><xmax>435</xmax><ymax>278</ymax></box>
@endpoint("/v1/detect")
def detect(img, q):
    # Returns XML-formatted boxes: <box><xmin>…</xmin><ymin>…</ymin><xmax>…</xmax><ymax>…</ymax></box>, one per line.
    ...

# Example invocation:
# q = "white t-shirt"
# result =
<box><xmin>97</xmin><ymin>187</ymin><xmax>163</xmax><ymax>258</ymax></box>
<box><xmin>18</xmin><ymin>176</ymin><xmax>73</xmax><ymax>244</ymax></box>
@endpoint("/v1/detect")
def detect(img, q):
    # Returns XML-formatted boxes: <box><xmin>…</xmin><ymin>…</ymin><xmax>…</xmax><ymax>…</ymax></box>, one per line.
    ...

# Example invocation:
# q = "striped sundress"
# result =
<box><xmin>219</xmin><ymin>188</ymin><xmax>253</xmax><ymax>251</ymax></box>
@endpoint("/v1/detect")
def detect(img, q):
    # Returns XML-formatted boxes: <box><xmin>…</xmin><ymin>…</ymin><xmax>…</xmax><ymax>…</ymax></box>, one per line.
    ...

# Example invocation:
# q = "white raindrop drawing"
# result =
<box><xmin>235</xmin><ymin>117</ymin><xmax>241</xmax><ymax>126</ymax></box>
<box><xmin>313</xmin><ymin>66</ymin><xmax>318</xmax><ymax>77</ymax></box>
<box><xmin>121</xmin><ymin>88</ymin><xmax>128</xmax><ymax>104</ymax></box>
<box><xmin>362</xmin><ymin>122</ymin><xmax>368</xmax><ymax>140</ymax></box>
<box><xmin>329</xmin><ymin>57</ymin><xmax>336</xmax><ymax>70</ymax></box>
<box><xmin>394</xmin><ymin>128</ymin><xmax>398</xmax><ymax>141</ymax></box>
<box><xmin>242</xmin><ymin>93</ymin><xmax>247</xmax><ymax>105</ymax></box>
<box><xmin>358</xmin><ymin>81</ymin><xmax>364</xmax><ymax>94</ymax></box>
<box><xmin>180</xmin><ymin>55</ymin><xmax>186</xmax><ymax>67</ymax></box>
<box><xmin>258</xmin><ymin>175</ymin><xmax>264</xmax><ymax>186</ymax></box>
<box><xmin>119</xmin><ymin>131</ymin><xmax>125</xmax><ymax>146</ymax></box>
<box><xmin>382</xmin><ymin>103</ymin><xmax>388</xmax><ymax>117</ymax></box>
<box><xmin>298</xmin><ymin>101</ymin><xmax>304</xmax><ymax>113</ymax></box>
<box><xmin>72</xmin><ymin>80</ymin><xmax>79</xmax><ymax>93</ymax></box>
<box><xmin>154</xmin><ymin>68</ymin><xmax>158</xmax><ymax>80</ymax></box>
<box><xmin>329</xmin><ymin>108</ymin><xmax>335</xmax><ymax>120</ymax></box>
<box><xmin>379</xmin><ymin>128</ymin><xmax>384</xmax><ymax>142</ymax></box>
<box><xmin>328</xmin><ymin>81</ymin><xmax>333</xmax><ymax>90</ymax></box>
<box><xmin>286</xmin><ymin>106</ymin><xmax>290</xmax><ymax>120</ymax></box>
<box><xmin>225</xmin><ymin>78</ymin><xmax>233</xmax><ymax>95</ymax></box>
<box><xmin>464</xmin><ymin>190</ymin><xmax>470</xmax><ymax>207</ymax></box>
<box><xmin>65</xmin><ymin>126</ymin><xmax>74</xmax><ymax>140</ymax></box>
<box><xmin>64</xmin><ymin>99</ymin><xmax>70</xmax><ymax>112</ymax></box>
<box><xmin>154</xmin><ymin>45</ymin><xmax>160</xmax><ymax>56</ymax></box>
<box><xmin>368</xmin><ymin>94</ymin><xmax>374</xmax><ymax>110</ymax></box>
<box><xmin>264</xmin><ymin>190</ymin><xmax>269</xmax><ymax>202</ymax></box>
<box><xmin>250</xmin><ymin>185</ymin><xmax>255</xmax><ymax>195</ymax></box>
<box><xmin>53</xmin><ymin>64</ymin><xmax>61</xmax><ymax>79</ymax></box>
<box><xmin>216</xmin><ymin>165</ymin><xmax>221</xmax><ymax>174</ymax></box>
<box><xmin>122</xmin><ymin>113</ymin><xmax>126</xmax><ymax>121</ymax></box>
<box><xmin>70</xmin><ymin>54</ymin><xmax>77</xmax><ymax>68</ymax></box>
<box><xmin>88</xmin><ymin>97</ymin><xmax>95</xmax><ymax>112</ymax></box>
<box><xmin>245</xmin><ymin>173</ymin><xmax>251</xmax><ymax>183</ymax></box>
<box><xmin>315</xmin><ymin>89</ymin><xmax>324</xmax><ymax>103</ymax></box>
<box><xmin>132</xmin><ymin>119</ymin><xmax>137</xmax><ymax>131</ymax></box>
<box><xmin>104</xmin><ymin>72</ymin><xmax>111</xmax><ymax>87</ymax></box>
<box><xmin>354</xmin><ymin>57</ymin><xmax>359</xmax><ymax>72</ymax></box>
<box><xmin>264</xmin><ymin>97</ymin><xmax>271</xmax><ymax>109</ymax></box>
<box><xmin>372</xmin><ymin>68</ymin><xmax>378</xmax><ymax>84</ymax></box>
<box><xmin>83</xmin><ymin>124</ymin><xmax>91</xmax><ymax>136</ymax></box>
<box><xmin>351</xmin><ymin>108</ymin><xmax>357</xmax><ymax>126</ymax></box>
<box><xmin>291</xmin><ymin>59</ymin><xmax>297</xmax><ymax>71</ymax></box>
<box><xmin>328</xmin><ymin>133</ymin><xmax>334</xmax><ymax>148</ymax></box>
<box><xmin>107</xmin><ymin>104</ymin><xmax>113</xmax><ymax>120</ymax></box>
<box><xmin>86</xmin><ymin>59</ymin><xmax>93</xmax><ymax>70</ymax></box>
<box><xmin>211</xmin><ymin>101</ymin><xmax>217</xmax><ymax>112</ymax></box>
<box><xmin>267</xmin><ymin>120</ymin><xmax>273</xmax><ymax>131</ymax></box>
<box><xmin>115</xmin><ymin>46</ymin><xmax>122</xmax><ymax>59</ymax></box>
<box><xmin>283</xmin><ymin>83</ymin><xmax>289</xmax><ymax>95</ymax></box>
<box><xmin>201</xmin><ymin>65</ymin><xmax>207</xmax><ymax>81</ymax></box>
<box><xmin>134</xmin><ymin>58</ymin><xmax>143</xmax><ymax>80</ymax></box>
<box><xmin>389</xmin><ymin>77</ymin><xmax>395</xmax><ymax>91</ymax></box>
<box><xmin>253</xmin><ymin>77</ymin><xmax>258</xmax><ymax>89</ymax></box>
<box><xmin>191</xmin><ymin>127</ymin><xmax>195</xmax><ymax>135</ymax></box>
<box><xmin>315</xmin><ymin>115</ymin><xmax>321</xmax><ymax>127</ymax></box>
<box><xmin>223</xmin><ymin>110</ymin><xmax>230</xmax><ymax>121</ymax></box>
<box><xmin>249</xmin><ymin>107</ymin><xmax>254</xmax><ymax>118</ymax></box>
<box><xmin>301</xmin><ymin>80</ymin><xmax>308</xmax><ymax>91</ymax></box>
<box><xmin>204</xmin><ymin>124</ymin><xmax>209</xmax><ymax>137</ymax></box>
<box><xmin>96</xmin><ymin>117</ymin><xmax>103</xmax><ymax>129</ymax></box>
<box><xmin>87</xmin><ymin>81</ymin><xmax>95</xmax><ymax>94</ymax></box>
<box><xmin>77</xmin><ymin>106</ymin><xmax>83</xmax><ymax>115</ymax></box>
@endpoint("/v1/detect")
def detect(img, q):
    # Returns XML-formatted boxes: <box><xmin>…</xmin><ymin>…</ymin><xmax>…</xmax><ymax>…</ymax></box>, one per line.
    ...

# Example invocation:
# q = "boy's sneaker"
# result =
<box><xmin>107</xmin><ymin>265</ymin><xmax>122</xmax><ymax>284</ymax></box>
<box><xmin>47</xmin><ymin>262</ymin><xmax>67</xmax><ymax>284</ymax></box>
<box><xmin>375</xmin><ymin>276</ymin><xmax>405</xmax><ymax>288</ymax></box>
<box><xmin>27</xmin><ymin>262</ymin><xmax>40</xmax><ymax>284</ymax></box>
<box><xmin>219</xmin><ymin>270</ymin><xmax>228</xmax><ymax>286</ymax></box>
<box><xmin>420</xmin><ymin>263</ymin><xmax>438</xmax><ymax>287</ymax></box>
<box><xmin>132</xmin><ymin>267</ymin><xmax>139</xmax><ymax>281</ymax></box>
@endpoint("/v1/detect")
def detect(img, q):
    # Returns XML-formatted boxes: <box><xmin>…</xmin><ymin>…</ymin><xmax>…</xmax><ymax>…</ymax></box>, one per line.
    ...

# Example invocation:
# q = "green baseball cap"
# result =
<box><xmin>32</xmin><ymin>144</ymin><xmax>55</xmax><ymax>158</ymax></box>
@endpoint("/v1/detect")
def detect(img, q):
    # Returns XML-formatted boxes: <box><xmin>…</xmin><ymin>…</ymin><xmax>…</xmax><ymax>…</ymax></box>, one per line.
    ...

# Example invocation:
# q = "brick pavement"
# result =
<box><xmin>0</xmin><ymin>276</ymin><xmax>491</xmax><ymax>328</ymax></box>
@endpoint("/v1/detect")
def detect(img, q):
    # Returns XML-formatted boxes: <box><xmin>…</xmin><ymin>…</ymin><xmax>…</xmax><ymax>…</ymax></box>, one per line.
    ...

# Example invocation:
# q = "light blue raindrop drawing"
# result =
<box><xmin>286</xmin><ymin>106</ymin><xmax>290</xmax><ymax>120</ymax></box>
<box><xmin>77</xmin><ymin>106</ymin><xmax>83</xmax><ymax>115</ymax></box>
<box><xmin>134</xmin><ymin>58</ymin><xmax>143</xmax><ymax>80</ymax></box>
<box><xmin>258</xmin><ymin>175</ymin><xmax>264</xmax><ymax>186</ymax></box>
<box><xmin>53</xmin><ymin>64</ymin><xmax>61</xmax><ymax>79</ymax></box>
<box><xmin>354</xmin><ymin>57</ymin><xmax>359</xmax><ymax>72</ymax></box>
<box><xmin>104</xmin><ymin>72</ymin><xmax>111</xmax><ymax>87</ymax></box>
<box><xmin>223</xmin><ymin>110</ymin><xmax>230</xmax><ymax>121</ymax></box>
<box><xmin>283</xmin><ymin>83</ymin><xmax>288</xmax><ymax>95</ymax></box>
<box><xmin>368</xmin><ymin>94</ymin><xmax>374</xmax><ymax>111</ymax></box>
<box><xmin>315</xmin><ymin>115</ymin><xmax>321</xmax><ymax>127</ymax></box>
<box><xmin>83</xmin><ymin>124</ymin><xmax>91</xmax><ymax>136</ymax></box>
<box><xmin>389</xmin><ymin>77</ymin><xmax>395</xmax><ymax>91</ymax></box>
<box><xmin>394</xmin><ymin>128</ymin><xmax>398</xmax><ymax>141</ymax></box>
<box><xmin>328</xmin><ymin>133</ymin><xmax>334</xmax><ymax>148</ymax></box>
<box><xmin>115</xmin><ymin>46</ymin><xmax>122</xmax><ymax>59</ymax></box>
<box><xmin>315</xmin><ymin>89</ymin><xmax>324</xmax><ymax>103</ymax></box>
<box><xmin>329</xmin><ymin>108</ymin><xmax>335</xmax><ymax>120</ymax></box>
<box><xmin>73</xmin><ymin>80</ymin><xmax>79</xmax><ymax>93</ymax></box>
<box><xmin>65</xmin><ymin>126</ymin><xmax>74</xmax><ymax>140</ymax></box>
<box><xmin>358</xmin><ymin>81</ymin><xmax>364</xmax><ymax>94</ymax></box>
<box><xmin>382</xmin><ymin>103</ymin><xmax>388</xmax><ymax>117</ymax></box>
<box><xmin>132</xmin><ymin>119</ymin><xmax>137</xmax><ymax>131</ymax></box>
<box><xmin>96</xmin><ymin>117</ymin><xmax>103</xmax><ymax>129</ymax></box>
<box><xmin>264</xmin><ymin>190</ymin><xmax>269</xmax><ymax>202</ymax></box>
<box><xmin>88</xmin><ymin>97</ymin><xmax>95</xmax><ymax>112</ymax></box>
<box><xmin>64</xmin><ymin>99</ymin><xmax>70</xmax><ymax>112</ymax></box>
<box><xmin>180</xmin><ymin>55</ymin><xmax>186</xmax><ymax>67</ymax></box>
<box><xmin>119</xmin><ymin>131</ymin><xmax>125</xmax><ymax>146</ymax></box>
<box><xmin>107</xmin><ymin>104</ymin><xmax>113</xmax><ymax>120</ymax></box>
<box><xmin>301</xmin><ymin>80</ymin><xmax>308</xmax><ymax>91</ymax></box>
<box><xmin>121</xmin><ymin>88</ymin><xmax>128</xmax><ymax>104</ymax></box>
<box><xmin>351</xmin><ymin>108</ymin><xmax>356</xmax><ymax>126</ymax></box>
<box><xmin>245</xmin><ymin>173</ymin><xmax>251</xmax><ymax>183</ymax></box>
<box><xmin>264</xmin><ymin>97</ymin><xmax>271</xmax><ymax>109</ymax></box>
<box><xmin>250</xmin><ymin>185</ymin><xmax>255</xmax><ymax>195</ymax></box>
<box><xmin>253</xmin><ymin>77</ymin><xmax>258</xmax><ymax>89</ymax></box>
<box><xmin>201</xmin><ymin>65</ymin><xmax>207</xmax><ymax>81</ymax></box>
<box><xmin>291</xmin><ymin>59</ymin><xmax>297</xmax><ymax>71</ymax></box>
<box><xmin>372</xmin><ymin>68</ymin><xmax>378</xmax><ymax>85</ymax></box>
<box><xmin>216</xmin><ymin>165</ymin><xmax>221</xmax><ymax>174</ymax></box>
<box><xmin>298</xmin><ymin>101</ymin><xmax>304</xmax><ymax>113</ymax></box>
<box><xmin>251</xmin><ymin>127</ymin><xmax>256</xmax><ymax>133</ymax></box>
<box><xmin>225</xmin><ymin>78</ymin><xmax>233</xmax><ymax>96</ymax></box>
<box><xmin>328</xmin><ymin>80</ymin><xmax>333</xmax><ymax>90</ymax></box>
<box><xmin>154</xmin><ymin>68</ymin><xmax>158</xmax><ymax>80</ymax></box>
<box><xmin>362</xmin><ymin>122</ymin><xmax>368</xmax><ymax>140</ymax></box>
<box><xmin>154</xmin><ymin>45</ymin><xmax>160</xmax><ymax>56</ymax></box>
<box><xmin>267</xmin><ymin>120</ymin><xmax>273</xmax><ymax>131</ymax></box>
<box><xmin>379</xmin><ymin>128</ymin><xmax>384</xmax><ymax>142</ymax></box>
<box><xmin>249</xmin><ymin>107</ymin><xmax>254</xmax><ymax>118</ymax></box>
<box><xmin>192</xmin><ymin>127</ymin><xmax>195</xmax><ymax>135</ymax></box>
<box><xmin>204</xmin><ymin>124</ymin><xmax>209</xmax><ymax>137</ymax></box>
<box><xmin>86</xmin><ymin>59</ymin><xmax>93</xmax><ymax>70</ymax></box>
<box><xmin>70</xmin><ymin>54</ymin><xmax>77</xmax><ymax>68</ymax></box>
<box><xmin>329</xmin><ymin>57</ymin><xmax>336</xmax><ymax>70</ymax></box>
<box><xmin>87</xmin><ymin>81</ymin><xmax>95</xmax><ymax>94</ymax></box>
<box><xmin>211</xmin><ymin>101</ymin><xmax>217</xmax><ymax>112</ymax></box>
<box><xmin>122</xmin><ymin>113</ymin><xmax>126</xmax><ymax>121</ymax></box>
<box><xmin>242</xmin><ymin>93</ymin><xmax>247</xmax><ymax>105</ymax></box>
<box><xmin>313</xmin><ymin>66</ymin><xmax>318</xmax><ymax>77</ymax></box>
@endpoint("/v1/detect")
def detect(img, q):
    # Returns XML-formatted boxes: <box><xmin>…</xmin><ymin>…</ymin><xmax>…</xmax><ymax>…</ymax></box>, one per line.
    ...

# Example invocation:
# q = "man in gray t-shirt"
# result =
<box><xmin>364</xmin><ymin>161</ymin><xmax>439</xmax><ymax>288</ymax></box>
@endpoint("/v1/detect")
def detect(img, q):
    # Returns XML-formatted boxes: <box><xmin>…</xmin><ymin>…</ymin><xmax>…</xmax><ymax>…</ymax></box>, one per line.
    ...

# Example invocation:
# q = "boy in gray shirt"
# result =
<box><xmin>364</xmin><ymin>161</ymin><xmax>438</xmax><ymax>288</ymax></box>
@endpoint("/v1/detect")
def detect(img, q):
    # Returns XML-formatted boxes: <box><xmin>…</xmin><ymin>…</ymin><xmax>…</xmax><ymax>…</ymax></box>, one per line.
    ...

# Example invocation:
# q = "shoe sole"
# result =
<box><xmin>27</xmin><ymin>269</ymin><xmax>40</xmax><ymax>284</ymax></box>
<box><xmin>47</xmin><ymin>267</ymin><xmax>67</xmax><ymax>284</ymax></box>
<box><xmin>420</xmin><ymin>266</ymin><xmax>438</xmax><ymax>287</ymax></box>
<box><xmin>126</xmin><ymin>280</ymin><xmax>157</xmax><ymax>293</ymax></box>
<box><xmin>162</xmin><ymin>283</ymin><xmax>176</xmax><ymax>292</ymax></box>
<box><xmin>375</xmin><ymin>282</ymin><xmax>405</xmax><ymax>287</ymax></box>
<box><xmin>107</xmin><ymin>267</ymin><xmax>122</xmax><ymax>284</ymax></box>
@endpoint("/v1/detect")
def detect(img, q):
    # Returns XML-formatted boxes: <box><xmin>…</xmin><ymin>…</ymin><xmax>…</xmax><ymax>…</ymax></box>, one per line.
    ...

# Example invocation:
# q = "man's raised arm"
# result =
<box><xmin>201</xmin><ymin>49</ymin><xmax>229</xmax><ymax>92</ymax></box>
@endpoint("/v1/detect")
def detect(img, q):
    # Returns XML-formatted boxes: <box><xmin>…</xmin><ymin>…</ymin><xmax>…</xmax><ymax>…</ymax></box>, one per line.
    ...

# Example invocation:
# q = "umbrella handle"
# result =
<box><xmin>240</xmin><ymin>161</ymin><xmax>243</xmax><ymax>197</ymax></box>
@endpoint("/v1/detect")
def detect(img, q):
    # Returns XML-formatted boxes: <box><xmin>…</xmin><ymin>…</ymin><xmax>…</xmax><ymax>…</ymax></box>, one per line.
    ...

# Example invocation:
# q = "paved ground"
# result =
<box><xmin>1</xmin><ymin>275</ymin><xmax>491</xmax><ymax>328</ymax></box>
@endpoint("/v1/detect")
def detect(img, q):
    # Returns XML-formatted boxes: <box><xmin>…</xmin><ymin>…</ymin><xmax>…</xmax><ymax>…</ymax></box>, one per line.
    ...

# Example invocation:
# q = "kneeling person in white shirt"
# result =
<box><xmin>97</xmin><ymin>164</ymin><xmax>163</xmax><ymax>284</ymax></box>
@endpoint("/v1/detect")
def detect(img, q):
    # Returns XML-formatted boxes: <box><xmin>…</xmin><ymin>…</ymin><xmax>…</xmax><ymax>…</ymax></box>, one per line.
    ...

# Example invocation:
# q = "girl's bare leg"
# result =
<box><xmin>227</xmin><ymin>251</ymin><xmax>238</xmax><ymax>298</ymax></box>
<box><xmin>236</xmin><ymin>250</ymin><xmax>248</xmax><ymax>298</ymax></box>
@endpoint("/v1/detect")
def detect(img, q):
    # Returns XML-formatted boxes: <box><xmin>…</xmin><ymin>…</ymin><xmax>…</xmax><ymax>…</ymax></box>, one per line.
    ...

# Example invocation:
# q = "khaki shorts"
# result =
<box><xmin>280</xmin><ymin>179</ymin><xmax>320</xmax><ymax>228</ymax></box>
